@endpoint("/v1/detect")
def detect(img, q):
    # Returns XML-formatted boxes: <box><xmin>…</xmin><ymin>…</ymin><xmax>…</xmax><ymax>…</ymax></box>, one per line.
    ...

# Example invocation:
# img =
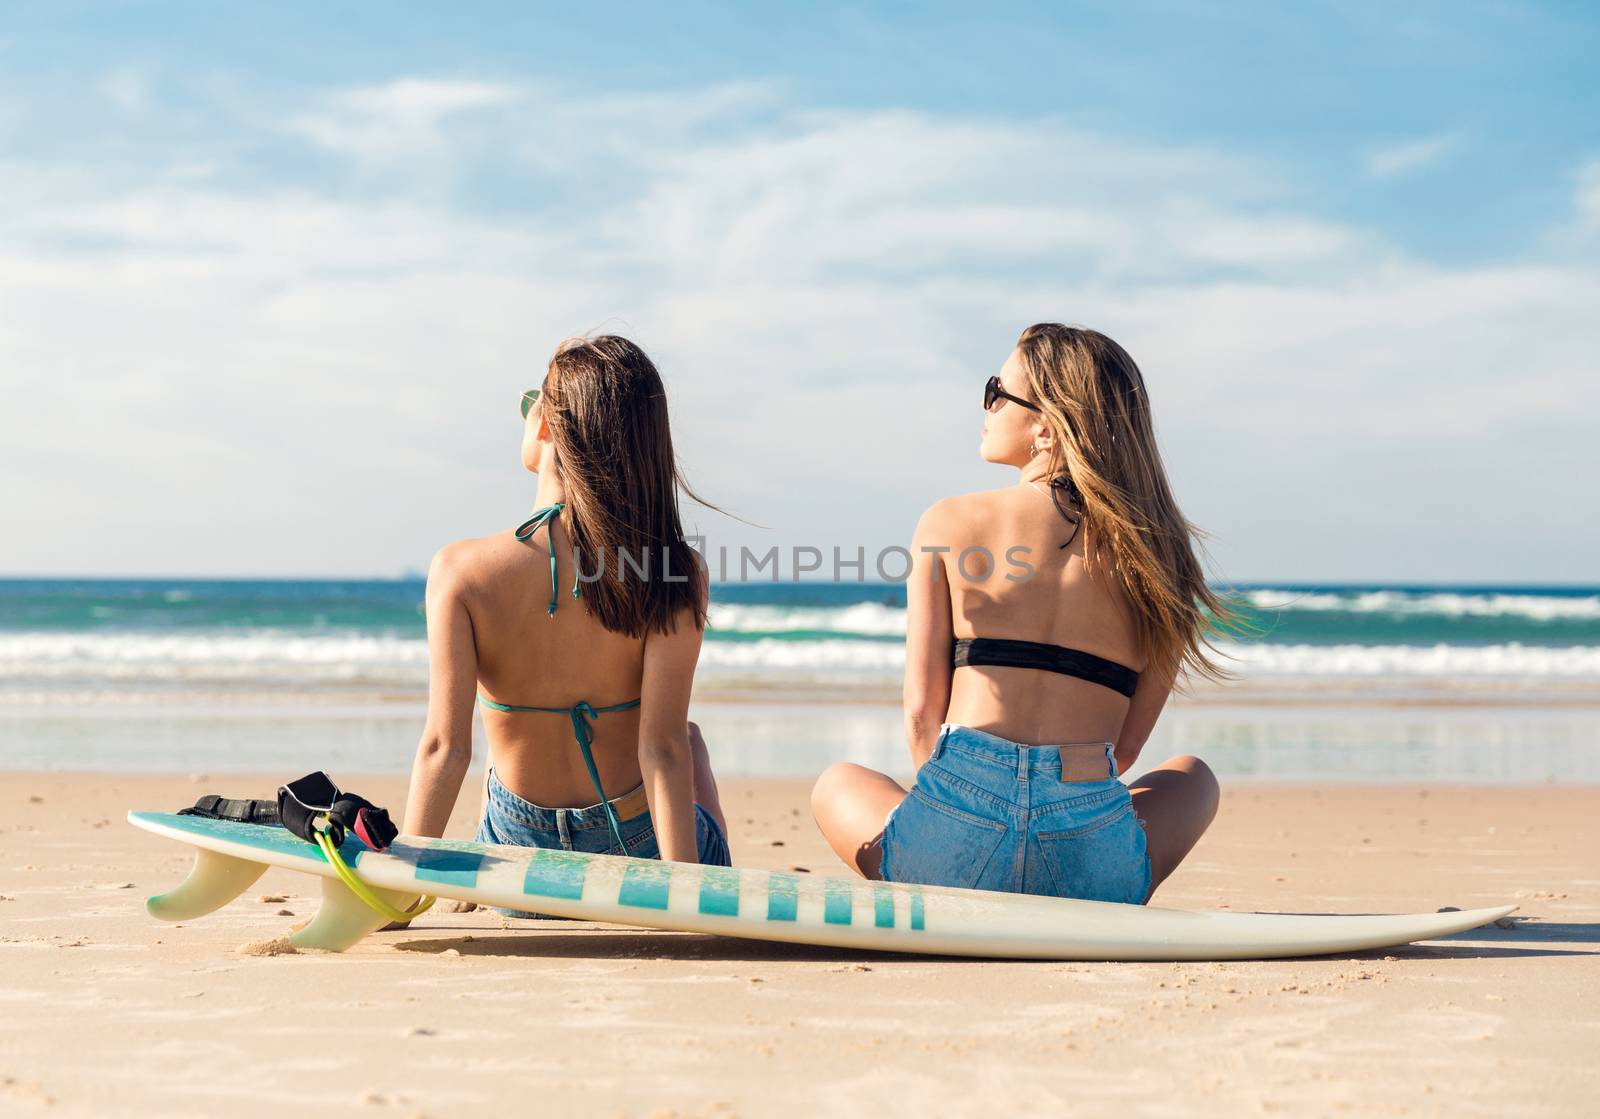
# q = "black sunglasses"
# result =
<box><xmin>984</xmin><ymin>375</ymin><xmax>1039</xmax><ymax>414</ymax></box>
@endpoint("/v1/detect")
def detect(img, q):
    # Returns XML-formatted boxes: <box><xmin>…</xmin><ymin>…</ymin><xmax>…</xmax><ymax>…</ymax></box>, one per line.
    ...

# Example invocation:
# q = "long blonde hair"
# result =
<box><xmin>1016</xmin><ymin>323</ymin><xmax>1237</xmax><ymax>685</ymax></box>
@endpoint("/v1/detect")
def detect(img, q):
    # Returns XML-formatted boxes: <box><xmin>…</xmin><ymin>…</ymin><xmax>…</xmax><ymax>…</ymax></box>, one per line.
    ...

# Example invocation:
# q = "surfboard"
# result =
<box><xmin>128</xmin><ymin>811</ymin><xmax>1513</xmax><ymax>959</ymax></box>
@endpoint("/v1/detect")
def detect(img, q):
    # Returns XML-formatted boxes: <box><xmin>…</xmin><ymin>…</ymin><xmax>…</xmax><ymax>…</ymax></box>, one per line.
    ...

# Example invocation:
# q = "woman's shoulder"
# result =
<box><xmin>427</xmin><ymin>530</ymin><xmax>524</xmax><ymax>590</ymax></box>
<box><xmin>916</xmin><ymin>486</ymin><xmax>1022</xmax><ymax>532</ymax></box>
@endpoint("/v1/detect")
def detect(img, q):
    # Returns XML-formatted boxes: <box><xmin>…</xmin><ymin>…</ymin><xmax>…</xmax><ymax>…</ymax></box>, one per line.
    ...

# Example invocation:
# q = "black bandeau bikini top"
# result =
<box><xmin>952</xmin><ymin>637</ymin><xmax>1140</xmax><ymax>698</ymax></box>
<box><xmin>947</xmin><ymin>475</ymin><xmax>1140</xmax><ymax>698</ymax></box>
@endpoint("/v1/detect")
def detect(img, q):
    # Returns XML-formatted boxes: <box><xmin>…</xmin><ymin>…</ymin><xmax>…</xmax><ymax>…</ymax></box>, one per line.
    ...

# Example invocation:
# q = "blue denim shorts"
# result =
<box><xmin>475</xmin><ymin>767</ymin><xmax>731</xmax><ymax>866</ymax></box>
<box><xmin>879</xmin><ymin>724</ymin><xmax>1151</xmax><ymax>904</ymax></box>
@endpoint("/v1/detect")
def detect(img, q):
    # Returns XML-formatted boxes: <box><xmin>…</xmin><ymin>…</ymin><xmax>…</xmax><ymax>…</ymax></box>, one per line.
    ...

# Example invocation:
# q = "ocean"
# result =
<box><xmin>2</xmin><ymin>579</ymin><xmax>1597</xmax><ymax>780</ymax></box>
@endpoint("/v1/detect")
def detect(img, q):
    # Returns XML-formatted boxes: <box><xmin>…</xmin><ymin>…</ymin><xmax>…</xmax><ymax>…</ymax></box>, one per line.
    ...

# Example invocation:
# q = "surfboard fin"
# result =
<box><xmin>288</xmin><ymin>873</ymin><xmax>416</xmax><ymax>952</ymax></box>
<box><xmin>147</xmin><ymin>848</ymin><xmax>268</xmax><ymax>922</ymax></box>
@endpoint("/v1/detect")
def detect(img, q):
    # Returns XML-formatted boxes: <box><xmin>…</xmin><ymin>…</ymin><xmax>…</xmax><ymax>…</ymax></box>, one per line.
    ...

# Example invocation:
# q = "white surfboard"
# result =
<box><xmin>129</xmin><ymin>811</ymin><xmax>1513</xmax><ymax>959</ymax></box>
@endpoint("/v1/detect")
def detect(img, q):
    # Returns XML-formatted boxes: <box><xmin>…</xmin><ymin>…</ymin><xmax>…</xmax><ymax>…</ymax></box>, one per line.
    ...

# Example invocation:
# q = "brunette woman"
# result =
<box><xmin>402</xmin><ymin>336</ymin><xmax>730</xmax><ymax>867</ymax></box>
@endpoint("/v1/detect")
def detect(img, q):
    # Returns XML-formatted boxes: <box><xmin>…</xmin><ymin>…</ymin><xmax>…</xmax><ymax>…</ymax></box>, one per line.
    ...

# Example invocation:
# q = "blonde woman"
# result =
<box><xmin>812</xmin><ymin>324</ymin><xmax>1228</xmax><ymax>903</ymax></box>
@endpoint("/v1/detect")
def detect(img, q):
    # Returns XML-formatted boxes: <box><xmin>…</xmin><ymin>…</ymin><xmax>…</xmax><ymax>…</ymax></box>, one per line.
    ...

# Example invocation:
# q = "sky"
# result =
<box><xmin>1</xmin><ymin>1</ymin><xmax>1596</xmax><ymax>582</ymax></box>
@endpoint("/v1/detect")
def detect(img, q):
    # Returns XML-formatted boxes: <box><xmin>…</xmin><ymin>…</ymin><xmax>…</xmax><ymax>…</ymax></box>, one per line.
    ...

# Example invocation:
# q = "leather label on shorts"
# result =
<box><xmin>1058</xmin><ymin>744</ymin><xmax>1113</xmax><ymax>782</ymax></box>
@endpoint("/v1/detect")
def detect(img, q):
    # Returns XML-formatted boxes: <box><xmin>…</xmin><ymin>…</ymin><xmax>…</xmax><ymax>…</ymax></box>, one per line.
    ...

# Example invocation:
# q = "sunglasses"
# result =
<box><xmin>984</xmin><ymin>375</ymin><xmax>1039</xmax><ymax>414</ymax></box>
<box><xmin>520</xmin><ymin>387</ymin><xmax>542</xmax><ymax>420</ymax></box>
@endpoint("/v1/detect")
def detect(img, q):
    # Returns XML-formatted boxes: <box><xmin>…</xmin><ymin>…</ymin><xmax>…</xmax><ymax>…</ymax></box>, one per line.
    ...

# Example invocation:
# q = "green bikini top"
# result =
<box><xmin>480</xmin><ymin>503</ymin><xmax>642</xmax><ymax>853</ymax></box>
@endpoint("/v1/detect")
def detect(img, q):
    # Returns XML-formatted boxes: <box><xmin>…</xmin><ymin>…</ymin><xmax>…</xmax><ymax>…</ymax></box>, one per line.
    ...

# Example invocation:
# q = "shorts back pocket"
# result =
<box><xmin>882</xmin><ymin>788</ymin><xmax>1009</xmax><ymax>890</ymax></box>
<box><xmin>1029</xmin><ymin>801</ymin><xmax>1147</xmax><ymax>904</ymax></box>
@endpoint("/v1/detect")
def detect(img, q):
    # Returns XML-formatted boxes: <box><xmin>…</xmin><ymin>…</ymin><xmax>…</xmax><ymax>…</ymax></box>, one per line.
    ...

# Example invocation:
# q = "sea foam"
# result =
<box><xmin>4</xmin><ymin>631</ymin><xmax>1598</xmax><ymax>686</ymax></box>
<box><xmin>1243</xmin><ymin>588</ymin><xmax>1600</xmax><ymax>621</ymax></box>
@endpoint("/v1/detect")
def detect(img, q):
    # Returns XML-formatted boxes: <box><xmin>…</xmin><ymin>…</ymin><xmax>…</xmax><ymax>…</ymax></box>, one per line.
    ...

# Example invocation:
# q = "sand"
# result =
<box><xmin>1</xmin><ymin>773</ymin><xmax>1595</xmax><ymax>1117</ymax></box>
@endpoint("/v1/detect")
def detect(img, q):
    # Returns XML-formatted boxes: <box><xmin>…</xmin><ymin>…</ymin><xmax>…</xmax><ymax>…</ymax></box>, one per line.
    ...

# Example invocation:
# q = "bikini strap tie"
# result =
<box><xmin>514</xmin><ymin>502</ymin><xmax>582</xmax><ymax>615</ymax></box>
<box><xmin>476</xmin><ymin>694</ymin><xmax>642</xmax><ymax>853</ymax></box>
<box><xmin>564</xmin><ymin>700</ymin><xmax>628</xmax><ymax>851</ymax></box>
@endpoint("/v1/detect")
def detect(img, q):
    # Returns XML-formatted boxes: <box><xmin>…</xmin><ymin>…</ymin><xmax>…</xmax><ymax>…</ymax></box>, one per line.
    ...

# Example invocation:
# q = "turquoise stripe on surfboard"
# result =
<box><xmin>873</xmin><ymin>885</ymin><xmax>894</xmax><ymax>929</ymax></box>
<box><xmin>522</xmin><ymin>849</ymin><xmax>589</xmax><ymax>900</ymax></box>
<box><xmin>413</xmin><ymin>843</ymin><xmax>483</xmax><ymax>888</ymax></box>
<box><xmin>824</xmin><ymin>879</ymin><xmax>853</xmax><ymax>925</ymax></box>
<box><xmin>910</xmin><ymin>889</ymin><xmax>925</xmax><ymax>931</ymax></box>
<box><xmin>618</xmin><ymin>862</ymin><xmax>673</xmax><ymax>910</ymax></box>
<box><xmin>766</xmin><ymin>872</ymin><xmax>799</xmax><ymax>921</ymax></box>
<box><xmin>698</xmin><ymin>866</ymin><xmax>741</xmax><ymax>917</ymax></box>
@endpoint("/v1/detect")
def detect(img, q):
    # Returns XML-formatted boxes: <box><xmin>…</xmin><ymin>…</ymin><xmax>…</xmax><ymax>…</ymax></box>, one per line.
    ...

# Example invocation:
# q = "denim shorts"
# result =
<box><xmin>475</xmin><ymin>767</ymin><xmax>731</xmax><ymax>866</ymax></box>
<box><xmin>879</xmin><ymin>724</ymin><xmax>1151</xmax><ymax>904</ymax></box>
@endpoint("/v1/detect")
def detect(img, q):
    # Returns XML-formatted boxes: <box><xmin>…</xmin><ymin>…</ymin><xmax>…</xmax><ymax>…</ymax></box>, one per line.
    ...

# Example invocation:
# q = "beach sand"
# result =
<box><xmin>1</xmin><ymin>773</ymin><xmax>1595</xmax><ymax>1117</ymax></box>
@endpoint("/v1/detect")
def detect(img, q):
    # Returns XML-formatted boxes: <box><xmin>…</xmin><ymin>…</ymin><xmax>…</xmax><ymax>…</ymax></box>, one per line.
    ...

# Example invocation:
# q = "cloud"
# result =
<box><xmin>286</xmin><ymin>78</ymin><xmax>525</xmax><ymax>157</ymax></box>
<box><xmin>98</xmin><ymin>64</ymin><xmax>158</xmax><ymax>116</ymax></box>
<box><xmin>0</xmin><ymin>80</ymin><xmax>1594</xmax><ymax>581</ymax></box>
<box><xmin>1366</xmin><ymin>133</ymin><xmax>1458</xmax><ymax>178</ymax></box>
<box><xmin>1578</xmin><ymin>158</ymin><xmax>1600</xmax><ymax>234</ymax></box>
<box><xmin>616</xmin><ymin>110</ymin><xmax>1352</xmax><ymax>286</ymax></box>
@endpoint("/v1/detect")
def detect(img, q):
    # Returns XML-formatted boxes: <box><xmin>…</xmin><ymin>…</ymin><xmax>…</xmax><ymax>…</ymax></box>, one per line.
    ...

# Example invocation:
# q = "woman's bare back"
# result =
<box><xmin>938</xmin><ymin>484</ymin><xmax>1144</xmax><ymax>746</ymax></box>
<box><xmin>452</xmin><ymin>521</ymin><xmax>649</xmax><ymax>807</ymax></box>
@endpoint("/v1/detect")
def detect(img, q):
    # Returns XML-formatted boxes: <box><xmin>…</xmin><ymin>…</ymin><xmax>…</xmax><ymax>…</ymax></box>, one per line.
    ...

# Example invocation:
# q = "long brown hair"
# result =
<box><xmin>1016</xmin><ymin>323</ymin><xmax>1238</xmax><ymax>685</ymax></box>
<box><xmin>542</xmin><ymin>335</ymin><xmax>709</xmax><ymax>638</ymax></box>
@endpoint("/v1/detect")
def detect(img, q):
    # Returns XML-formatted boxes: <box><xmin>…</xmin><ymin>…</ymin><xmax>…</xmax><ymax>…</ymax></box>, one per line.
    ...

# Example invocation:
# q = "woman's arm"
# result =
<box><xmin>637</xmin><ymin>588</ymin><xmax>705</xmax><ymax>863</ymax></box>
<box><xmin>903</xmin><ymin>502</ymin><xmax>955</xmax><ymax>768</ymax></box>
<box><xmin>1114</xmin><ymin>663</ymin><xmax>1174</xmax><ymax>777</ymax></box>
<box><xmin>401</xmin><ymin>544</ymin><xmax>479</xmax><ymax>838</ymax></box>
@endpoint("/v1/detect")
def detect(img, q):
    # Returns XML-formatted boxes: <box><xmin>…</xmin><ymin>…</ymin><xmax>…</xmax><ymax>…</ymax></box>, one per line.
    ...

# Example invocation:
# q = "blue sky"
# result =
<box><xmin>1</xmin><ymin>2</ymin><xmax>1596</xmax><ymax>580</ymax></box>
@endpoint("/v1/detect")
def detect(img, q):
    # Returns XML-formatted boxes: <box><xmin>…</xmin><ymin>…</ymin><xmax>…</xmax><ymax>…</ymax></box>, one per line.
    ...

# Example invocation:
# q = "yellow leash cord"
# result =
<box><xmin>315</xmin><ymin>830</ymin><xmax>436</xmax><ymax>924</ymax></box>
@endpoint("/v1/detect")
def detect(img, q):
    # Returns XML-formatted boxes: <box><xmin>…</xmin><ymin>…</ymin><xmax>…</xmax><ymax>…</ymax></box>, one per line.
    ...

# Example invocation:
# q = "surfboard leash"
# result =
<box><xmin>178</xmin><ymin>771</ymin><xmax>438</xmax><ymax>925</ymax></box>
<box><xmin>278</xmin><ymin>772</ymin><xmax>436</xmax><ymax>925</ymax></box>
<box><xmin>313</xmin><ymin>829</ymin><xmax>436</xmax><ymax>924</ymax></box>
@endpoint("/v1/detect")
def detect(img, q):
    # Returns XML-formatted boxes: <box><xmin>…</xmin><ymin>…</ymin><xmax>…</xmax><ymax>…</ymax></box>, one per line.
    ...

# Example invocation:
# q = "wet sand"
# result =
<box><xmin>1</xmin><ymin>773</ymin><xmax>1595</xmax><ymax>1117</ymax></box>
